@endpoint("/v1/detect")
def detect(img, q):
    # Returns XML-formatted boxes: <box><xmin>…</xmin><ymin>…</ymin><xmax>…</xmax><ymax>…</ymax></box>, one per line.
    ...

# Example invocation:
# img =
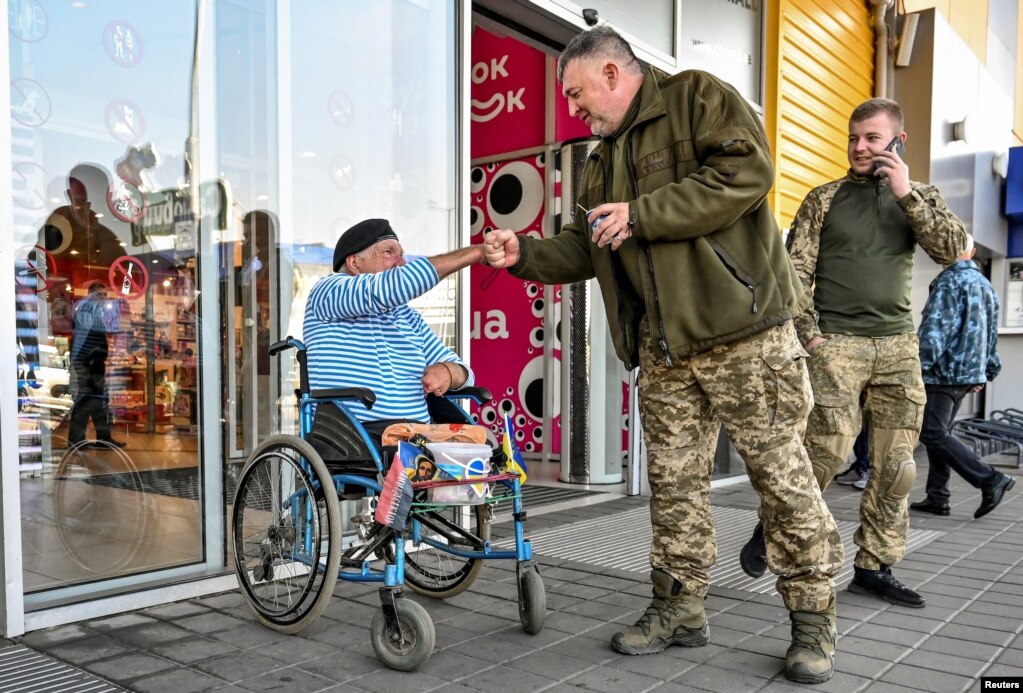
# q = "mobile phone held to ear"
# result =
<box><xmin>886</xmin><ymin>135</ymin><xmax>906</xmax><ymax>158</ymax></box>
<box><xmin>874</xmin><ymin>136</ymin><xmax>905</xmax><ymax>172</ymax></box>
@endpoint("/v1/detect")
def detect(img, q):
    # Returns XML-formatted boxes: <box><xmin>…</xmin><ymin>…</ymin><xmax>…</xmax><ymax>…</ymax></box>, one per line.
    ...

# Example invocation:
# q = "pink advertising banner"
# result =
<box><xmin>470</xmin><ymin>27</ymin><xmax>545</xmax><ymax>160</ymax></box>
<box><xmin>468</xmin><ymin>154</ymin><xmax>559</xmax><ymax>455</ymax></box>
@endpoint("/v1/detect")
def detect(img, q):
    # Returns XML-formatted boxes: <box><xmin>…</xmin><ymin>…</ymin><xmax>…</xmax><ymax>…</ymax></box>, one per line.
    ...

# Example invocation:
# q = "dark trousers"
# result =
<box><xmin>68</xmin><ymin>357</ymin><xmax>112</xmax><ymax>444</ymax></box>
<box><xmin>68</xmin><ymin>394</ymin><xmax>112</xmax><ymax>443</ymax></box>
<box><xmin>850</xmin><ymin>426</ymin><xmax>869</xmax><ymax>474</ymax></box>
<box><xmin>919</xmin><ymin>383</ymin><xmax>1000</xmax><ymax>503</ymax></box>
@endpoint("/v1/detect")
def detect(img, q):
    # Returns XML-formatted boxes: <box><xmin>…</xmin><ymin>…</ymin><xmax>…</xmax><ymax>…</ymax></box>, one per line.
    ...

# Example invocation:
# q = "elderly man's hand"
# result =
<box><xmin>422</xmin><ymin>363</ymin><xmax>453</xmax><ymax>396</ymax></box>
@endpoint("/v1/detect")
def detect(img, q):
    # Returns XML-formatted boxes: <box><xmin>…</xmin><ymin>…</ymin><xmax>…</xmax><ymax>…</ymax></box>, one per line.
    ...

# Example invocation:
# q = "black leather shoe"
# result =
<box><xmin>94</xmin><ymin>438</ymin><xmax>127</xmax><ymax>449</ymax></box>
<box><xmin>848</xmin><ymin>566</ymin><xmax>925</xmax><ymax>608</ymax></box>
<box><xmin>975</xmin><ymin>475</ymin><xmax>1016</xmax><ymax>519</ymax></box>
<box><xmin>739</xmin><ymin>521</ymin><xmax>767</xmax><ymax>578</ymax></box>
<box><xmin>909</xmin><ymin>498</ymin><xmax>950</xmax><ymax>516</ymax></box>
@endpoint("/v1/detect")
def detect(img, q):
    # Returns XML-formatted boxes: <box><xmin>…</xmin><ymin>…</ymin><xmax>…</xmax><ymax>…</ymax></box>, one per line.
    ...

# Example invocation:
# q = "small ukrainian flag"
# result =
<box><xmin>501</xmin><ymin>413</ymin><xmax>528</xmax><ymax>484</ymax></box>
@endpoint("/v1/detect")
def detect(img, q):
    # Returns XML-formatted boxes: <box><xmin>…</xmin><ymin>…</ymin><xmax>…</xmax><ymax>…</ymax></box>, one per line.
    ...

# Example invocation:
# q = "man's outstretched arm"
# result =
<box><xmin>429</xmin><ymin>245</ymin><xmax>487</xmax><ymax>278</ymax></box>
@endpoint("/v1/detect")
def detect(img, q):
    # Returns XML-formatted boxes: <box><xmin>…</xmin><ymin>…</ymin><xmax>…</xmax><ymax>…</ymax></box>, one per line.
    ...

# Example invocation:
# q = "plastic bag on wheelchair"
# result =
<box><xmin>429</xmin><ymin>442</ymin><xmax>492</xmax><ymax>505</ymax></box>
<box><xmin>396</xmin><ymin>440</ymin><xmax>493</xmax><ymax>505</ymax></box>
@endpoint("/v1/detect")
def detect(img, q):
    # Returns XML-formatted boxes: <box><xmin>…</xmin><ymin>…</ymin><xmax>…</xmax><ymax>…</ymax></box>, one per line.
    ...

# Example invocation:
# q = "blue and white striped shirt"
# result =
<box><xmin>303</xmin><ymin>256</ymin><xmax>474</xmax><ymax>422</ymax></box>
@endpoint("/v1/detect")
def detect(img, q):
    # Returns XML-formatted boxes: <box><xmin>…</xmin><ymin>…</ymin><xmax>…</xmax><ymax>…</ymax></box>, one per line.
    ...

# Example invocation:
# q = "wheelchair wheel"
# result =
<box><xmin>518</xmin><ymin>566</ymin><xmax>546</xmax><ymax>634</ymax></box>
<box><xmin>399</xmin><ymin>503</ymin><xmax>489</xmax><ymax>598</ymax></box>
<box><xmin>232</xmin><ymin>435</ymin><xmax>341</xmax><ymax>634</ymax></box>
<box><xmin>370</xmin><ymin>598</ymin><xmax>435</xmax><ymax>671</ymax></box>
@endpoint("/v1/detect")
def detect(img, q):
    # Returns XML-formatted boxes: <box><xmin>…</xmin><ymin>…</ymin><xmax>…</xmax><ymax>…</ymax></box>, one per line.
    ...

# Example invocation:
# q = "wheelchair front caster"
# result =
<box><xmin>518</xmin><ymin>565</ymin><xmax>546</xmax><ymax>634</ymax></box>
<box><xmin>370</xmin><ymin>595</ymin><xmax>435</xmax><ymax>671</ymax></box>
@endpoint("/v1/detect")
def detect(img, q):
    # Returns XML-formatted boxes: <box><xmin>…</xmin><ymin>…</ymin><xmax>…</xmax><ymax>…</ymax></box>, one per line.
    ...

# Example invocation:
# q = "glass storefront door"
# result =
<box><xmin>8</xmin><ymin>0</ymin><xmax>461</xmax><ymax>618</ymax></box>
<box><xmin>11</xmin><ymin>2</ymin><xmax>208</xmax><ymax>602</ymax></box>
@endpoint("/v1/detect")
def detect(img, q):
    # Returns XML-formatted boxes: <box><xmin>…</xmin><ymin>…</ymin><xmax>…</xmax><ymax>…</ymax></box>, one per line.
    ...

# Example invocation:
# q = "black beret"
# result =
<box><xmin>333</xmin><ymin>218</ymin><xmax>399</xmax><ymax>271</ymax></box>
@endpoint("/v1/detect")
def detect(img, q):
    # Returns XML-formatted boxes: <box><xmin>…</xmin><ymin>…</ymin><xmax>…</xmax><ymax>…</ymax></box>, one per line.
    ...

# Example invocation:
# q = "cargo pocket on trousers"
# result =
<box><xmin>893</xmin><ymin>384</ymin><xmax>927</xmax><ymax>431</ymax></box>
<box><xmin>761</xmin><ymin>345</ymin><xmax>812</xmax><ymax>428</ymax></box>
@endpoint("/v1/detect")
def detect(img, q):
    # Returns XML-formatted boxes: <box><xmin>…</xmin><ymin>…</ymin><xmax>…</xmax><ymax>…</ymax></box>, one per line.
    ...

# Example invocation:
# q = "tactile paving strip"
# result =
<box><xmin>504</xmin><ymin>505</ymin><xmax>942</xmax><ymax>594</ymax></box>
<box><xmin>0</xmin><ymin>645</ymin><xmax>122</xmax><ymax>692</ymax></box>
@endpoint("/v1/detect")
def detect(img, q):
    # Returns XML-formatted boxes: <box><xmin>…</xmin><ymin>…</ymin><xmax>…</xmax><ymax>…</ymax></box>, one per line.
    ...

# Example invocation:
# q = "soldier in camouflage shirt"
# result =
<box><xmin>910</xmin><ymin>235</ymin><xmax>1014</xmax><ymax>520</ymax></box>
<box><xmin>740</xmin><ymin>98</ymin><xmax>966</xmax><ymax>610</ymax></box>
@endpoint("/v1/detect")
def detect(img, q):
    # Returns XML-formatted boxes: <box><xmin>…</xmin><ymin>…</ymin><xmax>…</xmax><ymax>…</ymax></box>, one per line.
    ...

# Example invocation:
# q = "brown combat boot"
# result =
<box><xmin>784</xmin><ymin>598</ymin><xmax>837</xmax><ymax>684</ymax></box>
<box><xmin>611</xmin><ymin>569</ymin><xmax>709</xmax><ymax>655</ymax></box>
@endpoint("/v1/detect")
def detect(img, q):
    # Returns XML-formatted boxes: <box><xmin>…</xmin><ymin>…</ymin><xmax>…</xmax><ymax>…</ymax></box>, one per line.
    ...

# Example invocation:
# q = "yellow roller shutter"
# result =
<box><xmin>765</xmin><ymin>0</ymin><xmax>875</xmax><ymax>231</ymax></box>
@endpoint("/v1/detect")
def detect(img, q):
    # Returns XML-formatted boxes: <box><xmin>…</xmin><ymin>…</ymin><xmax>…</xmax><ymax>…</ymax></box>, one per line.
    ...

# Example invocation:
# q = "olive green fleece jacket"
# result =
<box><xmin>509</xmin><ymin>67</ymin><xmax>809</xmax><ymax>369</ymax></box>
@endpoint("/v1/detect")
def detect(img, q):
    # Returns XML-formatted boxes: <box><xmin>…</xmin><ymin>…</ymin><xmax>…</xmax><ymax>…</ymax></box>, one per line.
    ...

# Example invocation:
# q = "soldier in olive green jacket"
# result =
<box><xmin>483</xmin><ymin>26</ymin><xmax>842</xmax><ymax>685</ymax></box>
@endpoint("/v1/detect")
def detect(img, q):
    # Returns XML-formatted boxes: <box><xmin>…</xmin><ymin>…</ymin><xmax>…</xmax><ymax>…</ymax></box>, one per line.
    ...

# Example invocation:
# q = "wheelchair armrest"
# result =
<box><xmin>446</xmin><ymin>386</ymin><xmax>492</xmax><ymax>404</ymax></box>
<box><xmin>310</xmin><ymin>387</ymin><xmax>376</xmax><ymax>409</ymax></box>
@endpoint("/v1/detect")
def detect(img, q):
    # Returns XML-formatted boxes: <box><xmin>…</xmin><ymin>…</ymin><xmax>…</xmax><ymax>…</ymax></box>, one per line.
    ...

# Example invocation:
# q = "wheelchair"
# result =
<box><xmin>231</xmin><ymin>337</ymin><xmax>546</xmax><ymax>671</ymax></box>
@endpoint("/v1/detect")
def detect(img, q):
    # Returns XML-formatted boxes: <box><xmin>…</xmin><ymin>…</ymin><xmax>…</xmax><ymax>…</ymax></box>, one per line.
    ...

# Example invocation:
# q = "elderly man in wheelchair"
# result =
<box><xmin>304</xmin><ymin>218</ymin><xmax>486</xmax><ymax>445</ymax></box>
<box><xmin>231</xmin><ymin>219</ymin><xmax>544</xmax><ymax>672</ymax></box>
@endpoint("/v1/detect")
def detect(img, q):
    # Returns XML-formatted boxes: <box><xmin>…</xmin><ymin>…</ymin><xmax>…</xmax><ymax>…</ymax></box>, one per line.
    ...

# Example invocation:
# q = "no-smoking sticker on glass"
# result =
<box><xmin>329</xmin><ymin>155</ymin><xmax>356</xmax><ymax>190</ymax></box>
<box><xmin>328</xmin><ymin>90</ymin><xmax>354</xmax><ymax>127</ymax></box>
<box><xmin>109</xmin><ymin>255</ymin><xmax>149</xmax><ymax>300</ymax></box>
<box><xmin>16</xmin><ymin>245</ymin><xmax>58</xmax><ymax>293</ymax></box>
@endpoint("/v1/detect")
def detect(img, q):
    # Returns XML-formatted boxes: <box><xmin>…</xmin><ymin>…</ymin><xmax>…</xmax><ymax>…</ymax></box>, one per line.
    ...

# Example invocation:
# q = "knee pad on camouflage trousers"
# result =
<box><xmin>811</xmin><ymin>459</ymin><xmax>832</xmax><ymax>489</ymax></box>
<box><xmin>885</xmin><ymin>458</ymin><xmax>916</xmax><ymax>500</ymax></box>
<box><xmin>807</xmin><ymin>434</ymin><xmax>856</xmax><ymax>490</ymax></box>
<box><xmin>873</xmin><ymin>429</ymin><xmax>918</xmax><ymax>500</ymax></box>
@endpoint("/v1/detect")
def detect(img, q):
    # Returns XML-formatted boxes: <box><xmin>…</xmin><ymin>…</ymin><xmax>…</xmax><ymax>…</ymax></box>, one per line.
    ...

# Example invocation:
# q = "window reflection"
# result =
<box><xmin>11</xmin><ymin>0</ymin><xmax>460</xmax><ymax>604</ymax></box>
<box><xmin>12</xmin><ymin>2</ymin><xmax>204</xmax><ymax>598</ymax></box>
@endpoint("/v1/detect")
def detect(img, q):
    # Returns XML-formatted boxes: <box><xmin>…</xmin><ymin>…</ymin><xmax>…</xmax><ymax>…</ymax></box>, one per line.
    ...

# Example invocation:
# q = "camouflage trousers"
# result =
<box><xmin>805</xmin><ymin>333</ymin><xmax>925</xmax><ymax>570</ymax></box>
<box><xmin>639</xmin><ymin>322</ymin><xmax>842</xmax><ymax>613</ymax></box>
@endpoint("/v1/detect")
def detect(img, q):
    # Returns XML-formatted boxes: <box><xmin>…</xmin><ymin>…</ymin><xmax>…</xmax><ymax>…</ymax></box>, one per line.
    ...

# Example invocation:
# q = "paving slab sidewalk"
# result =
<box><xmin>16</xmin><ymin>455</ymin><xmax>1023</xmax><ymax>692</ymax></box>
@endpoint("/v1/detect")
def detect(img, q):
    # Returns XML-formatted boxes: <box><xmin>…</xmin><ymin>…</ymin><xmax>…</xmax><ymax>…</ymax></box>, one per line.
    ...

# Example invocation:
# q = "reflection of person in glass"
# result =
<box><xmin>240</xmin><ymin>210</ymin><xmax>276</xmax><ymax>440</ymax></box>
<box><xmin>38</xmin><ymin>165</ymin><xmax>125</xmax><ymax>366</ymax></box>
<box><xmin>68</xmin><ymin>282</ymin><xmax>125</xmax><ymax>448</ymax></box>
<box><xmin>42</xmin><ymin>166</ymin><xmax>123</xmax><ymax>282</ymax></box>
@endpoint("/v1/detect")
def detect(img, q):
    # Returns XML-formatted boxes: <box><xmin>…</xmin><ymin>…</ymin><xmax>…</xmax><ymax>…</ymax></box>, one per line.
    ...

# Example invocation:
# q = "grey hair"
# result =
<box><xmin>557</xmin><ymin>25</ymin><xmax>642</xmax><ymax>82</ymax></box>
<box><xmin>341</xmin><ymin>244</ymin><xmax>376</xmax><ymax>274</ymax></box>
